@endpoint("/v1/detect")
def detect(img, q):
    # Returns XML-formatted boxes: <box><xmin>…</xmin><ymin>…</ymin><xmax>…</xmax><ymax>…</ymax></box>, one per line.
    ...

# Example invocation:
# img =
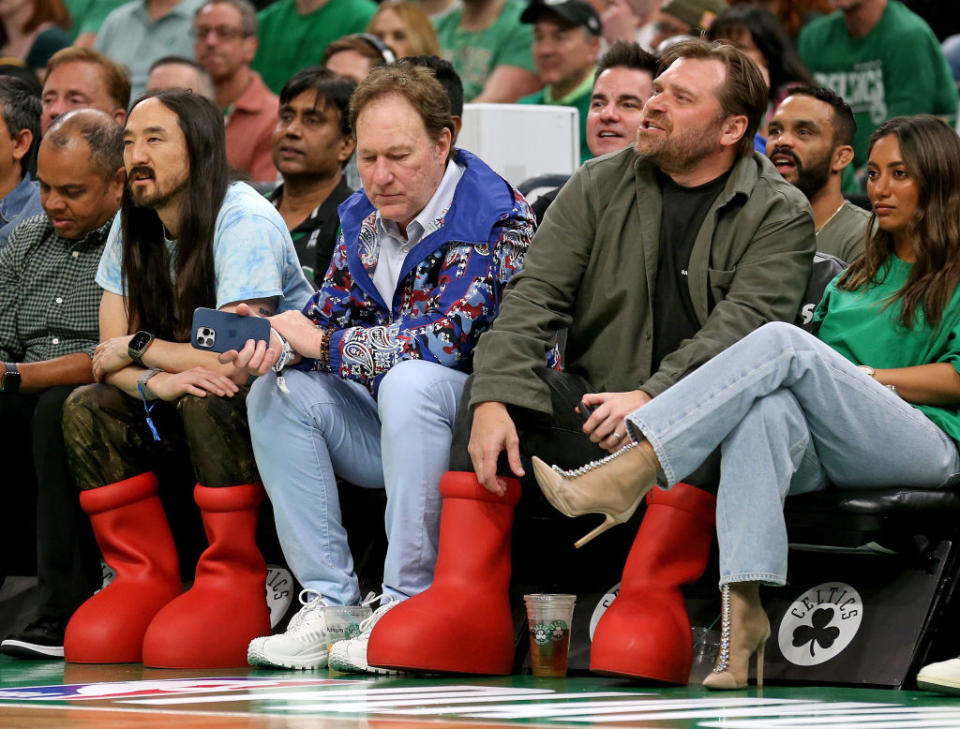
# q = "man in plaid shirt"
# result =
<box><xmin>0</xmin><ymin>109</ymin><xmax>124</xmax><ymax>661</ymax></box>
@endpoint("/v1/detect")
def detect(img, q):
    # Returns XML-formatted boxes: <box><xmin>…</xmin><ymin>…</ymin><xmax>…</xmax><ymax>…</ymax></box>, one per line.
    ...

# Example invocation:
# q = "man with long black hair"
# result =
<box><xmin>60</xmin><ymin>89</ymin><xmax>313</xmax><ymax>669</ymax></box>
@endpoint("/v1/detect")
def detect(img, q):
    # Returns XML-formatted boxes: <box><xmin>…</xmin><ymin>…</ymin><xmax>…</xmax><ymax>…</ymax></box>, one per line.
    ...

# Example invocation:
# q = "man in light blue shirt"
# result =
<box><xmin>94</xmin><ymin>0</ymin><xmax>205</xmax><ymax>99</ymax></box>
<box><xmin>0</xmin><ymin>77</ymin><xmax>43</xmax><ymax>248</ymax></box>
<box><xmin>60</xmin><ymin>89</ymin><xmax>312</xmax><ymax>669</ymax></box>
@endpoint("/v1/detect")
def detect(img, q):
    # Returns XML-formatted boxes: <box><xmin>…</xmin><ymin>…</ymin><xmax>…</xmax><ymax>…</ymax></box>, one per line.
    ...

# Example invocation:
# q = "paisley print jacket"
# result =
<box><xmin>301</xmin><ymin>149</ymin><xmax>536</xmax><ymax>396</ymax></box>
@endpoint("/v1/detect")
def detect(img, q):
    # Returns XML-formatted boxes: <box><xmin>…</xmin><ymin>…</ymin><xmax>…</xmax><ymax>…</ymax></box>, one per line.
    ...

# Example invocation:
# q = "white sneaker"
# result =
<box><xmin>247</xmin><ymin>589</ymin><xmax>330</xmax><ymax>669</ymax></box>
<box><xmin>917</xmin><ymin>657</ymin><xmax>960</xmax><ymax>695</ymax></box>
<box><xmin>328</xmin><ymin>594</ymin><xmax>401</xmax><ymax>675</ymax></box>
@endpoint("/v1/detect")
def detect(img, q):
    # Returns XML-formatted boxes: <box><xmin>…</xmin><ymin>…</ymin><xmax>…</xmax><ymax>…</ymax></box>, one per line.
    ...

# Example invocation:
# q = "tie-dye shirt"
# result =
<box><xmin>97</xmin><ymin>182</ymin><xmax>313</xmax><ymax>313</ymax></box>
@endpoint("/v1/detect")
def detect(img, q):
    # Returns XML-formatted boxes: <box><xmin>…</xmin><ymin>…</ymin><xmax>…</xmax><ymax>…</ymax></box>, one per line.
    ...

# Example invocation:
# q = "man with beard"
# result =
<box><xmin>767</xmin><ymin>85</ymin><xmax>870</xmax><ymax>262</ymax></box>
<box><xmin>59</xmin><ymin>90</ymin><xmax>313</xmax><ymax>668</ymax></box>
<box><xmin>364</xmin><ymin>38</ymin><xmax>815</xmax><ymax>681</ymax></box>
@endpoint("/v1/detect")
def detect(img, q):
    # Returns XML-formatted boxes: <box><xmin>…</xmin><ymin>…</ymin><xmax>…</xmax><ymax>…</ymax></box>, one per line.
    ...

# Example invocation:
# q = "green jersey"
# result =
<box><xmin>814</xmin><ymin>256</ymin><xmax>960</xmax><ymax>446</ymax></box>
<box><xmin>519</xmin><ymin>72</ymin><xmax>594</xmax><ymax>165</ymax></box>
<box><xmin>253</xmin><ymin>0</ymin><xmax>377</xmax><ymax>94</ymax></box>
<box><xmin>435</xmin><ymin>0</ymin><xmax>535</xmax><ymax>102</ymax></box>
<box><xmin>799</xmin><ymin>1</ymin><xmax>958</xmax><ymax>171</ymax></box>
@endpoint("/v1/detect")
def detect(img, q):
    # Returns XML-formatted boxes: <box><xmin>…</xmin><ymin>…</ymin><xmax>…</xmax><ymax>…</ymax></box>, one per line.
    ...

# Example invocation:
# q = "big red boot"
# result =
<box><xmin>142</xmin><ymin>483</ymin><xmax>271</xmax><ymax>668</ymax></box>
<box><xmin>367</xmin><ymin>472</ymin><xmax>521</xmax><ymax>675</ymax></box>
<box><xmin>64</xmin><ymin>473</ymin><xmax>182</xmax><ymax>663</ymax></box>
<box><xmin>590</xmin><ymin>482</ymin><xmax>715</xmax><ymax>683</ymax></box>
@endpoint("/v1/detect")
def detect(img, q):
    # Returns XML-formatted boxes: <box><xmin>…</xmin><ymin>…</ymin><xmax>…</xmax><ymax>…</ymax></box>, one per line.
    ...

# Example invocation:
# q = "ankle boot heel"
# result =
<box><xmin>532</xmin><ymin>440</ymin><xmax>660</xmax><ymax>548</ymax></box>
<box><xmin>702</xmin><ymin>582</ymin><xmax>770</xmax><ymax>690</ymax></box>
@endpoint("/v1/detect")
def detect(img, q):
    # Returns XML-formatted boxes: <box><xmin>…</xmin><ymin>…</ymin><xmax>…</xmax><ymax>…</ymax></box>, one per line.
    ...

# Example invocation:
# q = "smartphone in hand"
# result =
<box><xmin>191</xmin><ymin>307</ymin><xmax>271</xmax><ymax>354</ymax></box>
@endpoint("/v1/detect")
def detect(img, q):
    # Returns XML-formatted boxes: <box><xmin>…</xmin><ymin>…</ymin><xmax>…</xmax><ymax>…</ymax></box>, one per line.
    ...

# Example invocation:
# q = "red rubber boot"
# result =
<box><xmin>64</xmin><ymin>473</ymin><xmax>182</xmax><ymax>663</ymax></box>
<box><xmin>142</xmin><ymin>483</ymin><xmax>271</xmax><ymax>668</ymax></box>
<box><xmin>367</xmin><ymin>472</ymin><xmax>522</xmax><ymax>675</ymax></box>
<box><xmin>590</xmin><ymin>482</ymin><xmax>716</xmax><ymax>682</ymax></box>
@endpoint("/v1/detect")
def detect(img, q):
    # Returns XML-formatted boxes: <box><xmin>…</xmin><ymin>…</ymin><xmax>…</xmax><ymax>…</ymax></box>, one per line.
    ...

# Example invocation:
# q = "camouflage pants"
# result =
<box><xmin>62</xmin><ymin>383</ymin><xmax>260</xmax><ymax>491</ymax></box>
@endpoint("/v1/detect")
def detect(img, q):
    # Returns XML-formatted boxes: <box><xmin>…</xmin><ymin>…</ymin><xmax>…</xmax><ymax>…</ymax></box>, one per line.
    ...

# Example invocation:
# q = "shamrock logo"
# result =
<box><xmin>791</xmin><ymin>607</ymin><xmax>841</xmax><ymax>658</ymax></box>
<box><xmin>550</xmin><ymin>620</ymin><xmax>568</xmax><ymax>641</ymax></box>
<box><xmin>532</xmin><ymin>623</ymin><xmax>550</xmax><ymax>646</ymax></box>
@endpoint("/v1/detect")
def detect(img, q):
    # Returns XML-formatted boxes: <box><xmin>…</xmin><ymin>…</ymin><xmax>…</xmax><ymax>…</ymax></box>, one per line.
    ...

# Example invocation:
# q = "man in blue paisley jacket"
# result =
<box><xmin>230</xmin><ymin>63</ymin><xmax>535</xmax><ymax>673</ymax></box>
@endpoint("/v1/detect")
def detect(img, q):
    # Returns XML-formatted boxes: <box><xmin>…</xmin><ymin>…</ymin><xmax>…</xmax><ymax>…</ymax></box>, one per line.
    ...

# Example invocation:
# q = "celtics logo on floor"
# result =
<box><xmin>778</xmin><ymin>581</ymin><xmax>862</xmax><ymax>666</ymax></box>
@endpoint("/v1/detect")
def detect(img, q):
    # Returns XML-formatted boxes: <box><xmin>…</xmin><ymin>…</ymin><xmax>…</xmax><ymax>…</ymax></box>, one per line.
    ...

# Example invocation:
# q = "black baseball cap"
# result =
<box><xmin>520</xmin><ymin>0</ymin><xmax>602</xmax><ymax>37</ymax></box>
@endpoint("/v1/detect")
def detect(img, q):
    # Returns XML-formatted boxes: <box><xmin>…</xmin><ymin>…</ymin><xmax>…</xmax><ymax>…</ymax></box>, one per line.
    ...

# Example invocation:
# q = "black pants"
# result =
<box><xmin>0</xmin><ymin>385</ymin><xmax>100</xmax><ymax>622</ymax></box>
<box><xmin>448</xmin><ymin>368</ymin><xmax>719</xmax><ymax>493</ymax></box>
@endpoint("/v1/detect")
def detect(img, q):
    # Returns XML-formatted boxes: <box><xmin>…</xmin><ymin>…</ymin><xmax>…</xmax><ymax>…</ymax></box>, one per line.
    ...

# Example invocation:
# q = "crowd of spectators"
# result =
<box><xmin>0</xmin><ymin>0</ymin><xmax>958</xmax><ymax>699</ymax></box>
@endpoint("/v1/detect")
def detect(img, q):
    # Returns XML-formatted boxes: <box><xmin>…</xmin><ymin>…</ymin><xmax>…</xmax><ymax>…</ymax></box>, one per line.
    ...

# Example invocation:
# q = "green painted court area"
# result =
<box><xmin>2</xmin><ymin>655</ymin><xmax>960</xmax><ymax>728</ymax></box>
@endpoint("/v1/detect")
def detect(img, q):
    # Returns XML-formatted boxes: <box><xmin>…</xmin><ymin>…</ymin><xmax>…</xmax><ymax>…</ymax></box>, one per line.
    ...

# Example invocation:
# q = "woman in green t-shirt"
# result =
<box><xmin>532</xmin><ymin>115</ymin><xmax>960</xmax><ymax>690</ymax></box>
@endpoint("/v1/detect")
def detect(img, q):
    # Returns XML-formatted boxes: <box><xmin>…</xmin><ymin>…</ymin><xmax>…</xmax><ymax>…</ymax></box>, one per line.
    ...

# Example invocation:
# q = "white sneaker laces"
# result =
<box><xmin>357</xmin><ymin>593</ymin><xmax>396</xmax><ymax>636</ymax></box>
<box><xmin>288</xmin><ymin>589</ymin><xmax>327</xmax><ymax>632</ymax></box>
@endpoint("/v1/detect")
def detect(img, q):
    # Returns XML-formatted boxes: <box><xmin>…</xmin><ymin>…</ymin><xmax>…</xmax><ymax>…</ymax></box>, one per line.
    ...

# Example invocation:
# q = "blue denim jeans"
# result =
<box><xmin>627</xmin><ymin>322</ymin><xmax>960</xmax><ymax>587</ymax></box>
<box><xmin>247</xmin><ymin>360</ymin><xmax>467</xmax><ymax>605</ymax></box>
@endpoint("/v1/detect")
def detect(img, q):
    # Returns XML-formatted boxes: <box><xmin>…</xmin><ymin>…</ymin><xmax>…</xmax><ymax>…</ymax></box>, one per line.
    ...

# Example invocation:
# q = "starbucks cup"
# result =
<box><xmin>524</xmin><ymin>593</ymin><xmax>576</xmax><ymax>677</ymax></box>
<box><xmin>325</xmin><ymin>605</ymin><xmax>372</xmax><ymax>654</ymax></box>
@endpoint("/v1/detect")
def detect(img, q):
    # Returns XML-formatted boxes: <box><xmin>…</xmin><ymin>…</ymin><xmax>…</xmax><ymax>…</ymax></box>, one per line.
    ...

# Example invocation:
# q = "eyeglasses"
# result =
<box><xmin>194</xmin><ymin>25</ymin><xmax>247</xmax><ymax>40</ymax></box>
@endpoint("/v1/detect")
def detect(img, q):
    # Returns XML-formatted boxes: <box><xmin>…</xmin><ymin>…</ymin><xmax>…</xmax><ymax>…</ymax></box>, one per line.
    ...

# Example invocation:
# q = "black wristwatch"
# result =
<box><xmin>128</xmin><ymin>331</ymin><xmax>155</xmax><ymax>365</ymax></box>
<box><xmin>1</xmin><ymin>362</ymin><xmax>20</xmax><ymax>393</ymax></box>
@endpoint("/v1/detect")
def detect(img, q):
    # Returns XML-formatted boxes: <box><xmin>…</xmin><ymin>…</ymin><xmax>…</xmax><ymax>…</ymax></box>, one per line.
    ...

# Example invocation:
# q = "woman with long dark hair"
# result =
<box><xmin>534</xmin><ymin>115</ymin><xmax>960</xmax><ymax>689</ymax></box>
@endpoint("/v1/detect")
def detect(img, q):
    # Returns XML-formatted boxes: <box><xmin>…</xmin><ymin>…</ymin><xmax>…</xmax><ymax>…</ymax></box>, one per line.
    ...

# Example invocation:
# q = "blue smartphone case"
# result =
<box><xmin>191</xmin><ymin>307</ymin><xmax>271</xmax><ymax>354</ymax></box>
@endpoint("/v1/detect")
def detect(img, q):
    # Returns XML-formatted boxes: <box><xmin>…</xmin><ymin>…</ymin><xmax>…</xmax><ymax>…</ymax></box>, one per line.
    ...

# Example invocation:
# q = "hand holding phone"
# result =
<box><xmin>191</xmin><ymin>307</ymin><xmax>272</xmax><ymax>354</ymax></box>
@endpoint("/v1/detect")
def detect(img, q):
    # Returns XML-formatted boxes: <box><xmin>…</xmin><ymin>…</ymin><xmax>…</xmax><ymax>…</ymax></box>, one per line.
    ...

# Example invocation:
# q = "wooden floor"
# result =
<box><xmin>3</xmin><ymin>657</ymin><xmax>960</xmax><ymax>728</ymax></box>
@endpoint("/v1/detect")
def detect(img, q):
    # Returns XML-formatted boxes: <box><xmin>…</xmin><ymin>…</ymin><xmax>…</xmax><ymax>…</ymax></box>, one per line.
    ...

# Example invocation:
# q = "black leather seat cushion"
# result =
<box><xmin>786</xmin><ymin>487</ymin><xmax>960</xmax><ymax>544</ymax></box>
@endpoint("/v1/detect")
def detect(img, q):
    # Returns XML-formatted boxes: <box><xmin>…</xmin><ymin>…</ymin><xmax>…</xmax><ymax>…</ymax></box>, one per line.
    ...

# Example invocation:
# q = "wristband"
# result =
<box><xmin>272</xmin><ymin>331</ymin><xmax>294</xmax><ymax>394</ymax></box>
<box><xmin>135</xmin><ymin>368</ymin><xmax>164</xmax><ymax>442</ymax></box>
<box><xmin>136</xmin><ymin>367</ymin><xmax>164</xmax><ymax>401</ymax></box>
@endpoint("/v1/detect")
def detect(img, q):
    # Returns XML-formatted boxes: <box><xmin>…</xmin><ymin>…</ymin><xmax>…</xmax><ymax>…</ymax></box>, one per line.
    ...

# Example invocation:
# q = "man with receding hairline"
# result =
<box><xmin>0</xmin><ymin>108</ymin><xmax>124</xmax><ymax>661</ymax></box>
<box><xmin>41</xmin><ymin>47</ymin><xmax>130</xmax><ymax>133</ymax></box>
<box><xmin>195</xmin><ymin>0</ymin><xmax>278</xmax><ymax>182</ymax></box>
<box><xmin>228</xmin><ymin>63</ymin><xmax>535</xmax><ymax>674</ymax></box>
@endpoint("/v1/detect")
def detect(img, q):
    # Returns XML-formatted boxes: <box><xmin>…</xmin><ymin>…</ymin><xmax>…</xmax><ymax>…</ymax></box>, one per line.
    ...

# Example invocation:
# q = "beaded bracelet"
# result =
<box><xmin>319</xmin><ymin>328</ymin><xmax>332</xmax><ymax>370</ymax></box>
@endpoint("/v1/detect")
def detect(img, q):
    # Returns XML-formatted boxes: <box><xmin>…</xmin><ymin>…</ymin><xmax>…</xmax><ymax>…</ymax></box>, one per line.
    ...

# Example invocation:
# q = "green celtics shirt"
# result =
<box><xmin>435</xmin><ymin>0</ymin><xmax>535</xmax><ymax>102</ymax></box>
<box><xmin>519</xmin><ymin>71</ymin><xmax>594</xmax><ymax>165</ymax></box>
<box><xmin>253</xmin><ymin>0</ymin><xmax>377</xmax><ymax>94</ymax></box>
<box><xmin>813</xmin><ymin>256</ymin><xmax>960</xmax><ymax>446</ymax></box>
<box><xmin>798</xmin><ymin>1</ymin><xmax>958</xmax><ymax>173</ymax></box>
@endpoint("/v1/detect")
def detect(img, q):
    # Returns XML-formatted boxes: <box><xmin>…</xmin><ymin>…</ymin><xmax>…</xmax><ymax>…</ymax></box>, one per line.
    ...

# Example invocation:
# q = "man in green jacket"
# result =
<box><xmin>365</xmin><ymin>39</ymin><xmax>816</xmax><ymax>681</ymax></box>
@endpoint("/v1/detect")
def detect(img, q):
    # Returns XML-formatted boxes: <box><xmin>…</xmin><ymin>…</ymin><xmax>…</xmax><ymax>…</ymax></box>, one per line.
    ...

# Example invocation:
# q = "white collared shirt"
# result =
<box><xmin>371</xmin><ymin>159</ymin><xmax>465</xmax><ymax>307</ymax></box>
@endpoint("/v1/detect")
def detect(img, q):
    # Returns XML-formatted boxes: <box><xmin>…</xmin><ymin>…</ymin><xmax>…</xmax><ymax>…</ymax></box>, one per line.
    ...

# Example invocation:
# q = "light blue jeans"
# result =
<box><xmin>627</xmin><ymin>322</ymin><xmax>960</xmax><ymax>587</ymax></box>
<box><xmin>247</xmin><ymin>360</ymin><xmax>467</xmax><ymax>605</ymax></box>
